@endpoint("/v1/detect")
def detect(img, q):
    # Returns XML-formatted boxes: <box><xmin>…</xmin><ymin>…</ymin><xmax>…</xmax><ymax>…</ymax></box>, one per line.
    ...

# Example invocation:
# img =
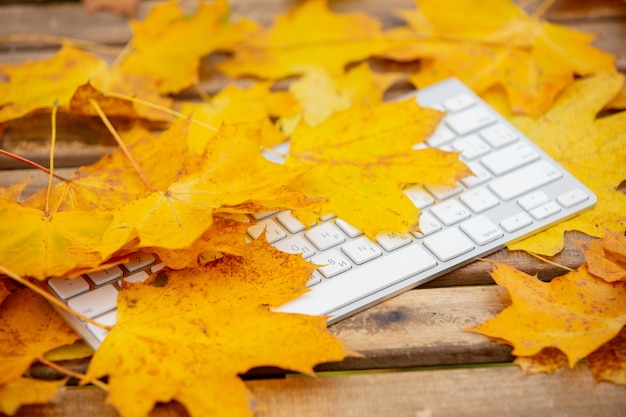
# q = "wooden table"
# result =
<box><xmin>1</xmin><ymin>1</ymin><xmax>625</xmax><ymax>416</ymax></box>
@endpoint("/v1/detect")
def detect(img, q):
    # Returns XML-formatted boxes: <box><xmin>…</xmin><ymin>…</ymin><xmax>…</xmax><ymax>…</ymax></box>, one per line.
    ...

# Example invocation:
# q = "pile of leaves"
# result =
<box><xmin>0</xmin><ymin>0</ymin><xmax>625</xmax><ymax>415</ymax></box>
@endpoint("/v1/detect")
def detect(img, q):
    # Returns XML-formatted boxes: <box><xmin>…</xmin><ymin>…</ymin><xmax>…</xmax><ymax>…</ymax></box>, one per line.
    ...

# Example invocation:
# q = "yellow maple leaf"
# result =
<box><xmin>383</xmin><ymin>0</ymin><xmax>615</xmax><ymax>115</ymax></box>
<box><xmin>218</xmin><ymin>0</ymin><xmax>389</xmax><ymax>79</ymax></box>
<box><xmin>468</xmin><ymin>262</ymin><xmax>626</xmax><ymax>367</ymax></box>
<box><xmin>576</xmin><ymin>229</ymin><xmax>626</xmax><ymax>283</ymax></box>
<box><xmin>0</xmin><ymin>200</ymin><xmax>112</xmax><ymax>280</ymax></box>
<box><xmin>0</xmin><ymin>44</ymin><xmax>108</xmax><ymax>123</ymax></box>
<box><xmin>0</xmin><ymin>378</ymin><xmax>67</xmax><ymax>416</ymax></box>
<box><xmin>121</xmin><ymin>0</ymin><xmax>256</xmax><ymax>94</ymax></box>
<box><xmin>286</xmin><ymin>99</ymin><xmax>471</xmax><ymax>236</ymax></box>
<box><xmin>0</xmin><ymin>288</ymin><xmax>78</xmax><ymax>388</ymax></box>
<box><xmin>0</xmin><ymin>180</ymin><xmax>29</xmax><ymax>202</ymax></box>
<box><xmin>484</xmin><ymin>72</ymin><xmax>626</xmax><ymax>255</ymax></box>
<box><xmin>279</xmin><ymin>63</ymin><xmax>402</xmax><ymax>135</ymax></box>
<box><xmin>83</xmin><ymin>238</ymin><xmax>348</xmax><ymax>417</ymax></box>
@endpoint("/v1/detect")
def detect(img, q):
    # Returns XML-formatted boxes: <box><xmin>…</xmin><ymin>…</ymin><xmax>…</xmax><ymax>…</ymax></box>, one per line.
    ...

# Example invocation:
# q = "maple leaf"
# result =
<box><xmin>120</xmin><ymin>0</ymin><xmax>256</xmax><ymax>94</ymax></box>
<box><xmin>383</xmin><ymin>0</ymin><xmax>616</xmax><ymax>115</ymax></box>
<box><xmin>576</xmin><ymin>230</ymin><xmax>626</xmax><ymax>283</ymax></box>
<box><xmin>0</xmin><ymin>289</ymin><xmax>78</xmax><ymax>414</ymax></box>
<box><xmin>218</xmin><ymin>0</ymin><xmax>390</xmax><ymax>79</ymax></box>
<box><xmin>286</xmin><ymin>98</ymin><xmax>471</xmax><ymax>236</ymax></box>
<box><xmin>279</xmin><ymin>63</ymin><xmax>402</xmax><ymax>136</ymax></box>
<box><xmin>484</xmin><ymin>71</ymin><xmax>626</xmax><ymax>256</ymax></box>
<box><xmin>0</xmin><ymin>180</ymin><xmax>29</xmax><ymax>202</ymax></box>
<box><xmin>467</xmin><ymin>262</ymin><xmax>626</xmax><ymax>367</ymax></box>
<box><xmin>83</xmin><ymin>238</ymin><xmax>348</xmax><ymax>417</ymax></box>
<box><xmin>587</xmin><ymin>326</ymin><xmax>626</xmax><ymax>386</ymax></box>
<box><xmin>180</xmin><ymin>82</ymin><xmax>300</xmax><ymax>153</ymax></box>
<box><xmin>0</xmin><ymin>45</ymin><xmax>108</xmax><ymax>123</ymax></box>
<box><xmin>0</xmin><ymin>199</ymin><xmax>112</xmax><ymax>280</ymax></box>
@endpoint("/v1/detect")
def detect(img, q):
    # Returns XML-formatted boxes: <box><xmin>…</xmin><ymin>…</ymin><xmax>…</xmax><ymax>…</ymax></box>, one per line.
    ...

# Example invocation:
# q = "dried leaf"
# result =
<box><xmin>468</xmin><ymin>263</ymin><xmax>626</xmax><ymax>367</ymax></box>
<box><xmin>84</xmin><ymin>238</ymin><xmax>348</xmax><ymax>417</ymax></box>
<box><xmin>514</xmin><ymin>347</ymin><xmax>568</xmax><ymax>375</ymax></box>
<box><xmin>576</xmin><ymin>230</ymin><xmax>626</xmax><ymax>283</ymax></box>
<box><xmin>0</xmin><ymin>378</ymin><xmax>67</xmax><ymax>416</ymax></box>
<box><xmin>587</xmin><ymin>326</ymin><xmax>626</xmax><ymax>386</ymax></box>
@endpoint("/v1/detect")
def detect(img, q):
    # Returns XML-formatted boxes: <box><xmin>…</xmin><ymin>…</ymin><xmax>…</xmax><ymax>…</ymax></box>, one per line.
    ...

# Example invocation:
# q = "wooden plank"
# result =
<box><xmin>14</xmin><ymin>364</ymin><xmax>626</xmax><ymax>417</ymax></box>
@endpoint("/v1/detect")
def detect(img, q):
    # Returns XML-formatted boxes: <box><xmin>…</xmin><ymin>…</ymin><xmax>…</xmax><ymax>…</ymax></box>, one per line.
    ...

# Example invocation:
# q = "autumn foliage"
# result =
<box><xmin>0</xmin><ymin>0</ymin><xmax>625</xmax><ymax>416</ymax></box>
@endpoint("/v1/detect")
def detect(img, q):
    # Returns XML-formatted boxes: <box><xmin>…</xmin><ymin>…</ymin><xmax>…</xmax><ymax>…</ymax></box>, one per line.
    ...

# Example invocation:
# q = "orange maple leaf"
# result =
<box><xmin>383</xmin><ymin>0</ymin><xmax>616</xmax><ymax>115</ymax></box>
<box><xmin>83</xmin><ymin>238</ymin><xmax>349</xmax><ymax>417</ymax></box>
<box><xmin>576</xmin><ymin>230</ymin><xmax>626</xmax><ymax>283</ymax></box>
<box><xmin>587</xmin><ymin>326</ymin><xmax>626</xmax><ymax>386</ymax></box>
<box><xmin>468</xmin><ymin>262</ymin><xmax>626</xmax><ymax>367</ymax></box>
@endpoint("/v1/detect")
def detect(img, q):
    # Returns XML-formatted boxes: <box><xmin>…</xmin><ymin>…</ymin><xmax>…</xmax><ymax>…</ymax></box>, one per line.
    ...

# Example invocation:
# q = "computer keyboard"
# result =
<box><xmin>46</xmin><ymin>78</ymin><xmax>597</xmax><ymax>349</ymax></box>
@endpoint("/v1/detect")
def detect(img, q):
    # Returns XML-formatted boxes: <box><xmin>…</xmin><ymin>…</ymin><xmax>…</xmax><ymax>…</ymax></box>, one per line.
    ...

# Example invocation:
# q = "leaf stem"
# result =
<box><xmin>103</xmin><ymin>91</ymin><xmax>219</xmax><ymax>132</ymax></box>
<box><xmin>0</xmin><ymin>33</ymin><xmax>122</xmax><ymax>55</ymax></box>
<box><xmin>524</xmin><ymin>250</ymin><xmax>574</xmax><ymax>272</ymax></box>
<box><xmin>88</xmin><ymin>98</ymin><xmax>158</xmax><ymax>191</ymax></box>
<box><xmin>45</xmin><ymin>102</ymin><xmax>58</xmax><ymax>218</ymax></box>
<box><xmin>37</xmin><ymin>355</ymin><xmax>109</xmax><ymax>392</ymax></box>
<box><xmin>0</xmin><ymin>265</ymin><xmax>112</xmax><ymax>331</ymax></box>
<box><xmin>0</xmin><ymin>149</ymin><xmax>68</xmax><ymax>181</ymax></box>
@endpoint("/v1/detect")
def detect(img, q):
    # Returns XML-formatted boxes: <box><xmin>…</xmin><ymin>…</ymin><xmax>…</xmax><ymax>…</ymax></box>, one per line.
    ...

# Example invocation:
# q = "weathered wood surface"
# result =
<box><xmin>2</xmin><ymin>0</ymin><xmax>626</xmax><ymax>416</ymax></box>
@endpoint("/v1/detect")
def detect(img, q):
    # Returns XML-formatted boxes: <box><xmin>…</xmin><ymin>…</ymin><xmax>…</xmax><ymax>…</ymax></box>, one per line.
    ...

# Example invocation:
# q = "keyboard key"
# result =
<box><xmin>68</xmin><ymin>284</ymin><xmax>118</xmax><ymax>319</ymax></box>
<box><xmin>305</xmin><ymin>223</ymin><xmax>346</xmax><ymax>250</ymax></box>
<box><xmin>376</xmin><ymin>232</ymin><xmax>413</xmax><ymax>251</ymax></box>
<box><xmin>247</xmin><ymin>219</ymin><xmax>287</xmax><ymax>243</ymax></box>
<box><xmin>452</xmin><ymin>134</ymin><xmax>491</xmax><ymax>160</ymax></box>
<box><xmin>460</xmin><ymin>161</ymin><xmax>492</xmax><ymax>188</ymax></box>
<box><xmin>311</xmin><ymin>250</ymin><xmax>352</xmax><ymax>278</ymax></box>
<box><xmin>119</xmin><ymin>270</ymin><xmax>150</xmax><ymax>286</ymax></box>
<box><xmin>423</xmin><ymin>228</ymin><xmax>475</xmax><ymax>262</ymax></box>
<box><xmin>122</xmin><ymin>252</ymin><xmax>156</xmax><ymax>273</ymax></box>
<box><xmin>557</xmin><ymin>188</ymin><xmax>590</xmax><ymax>208</ymax></box>
<box><xmin>274</xmin><ymin>236</ymin><xmax>316</xmax><ymax>259</ymax></box>
<box><xmin>335</xmin><ymin>218</ymin><xmax>363</xmax><ymax>238</ymax></box>
<box><xmin>518</xmin><ymin>190</ymin><xmax>550</xmax><ymax>211</ymax></box>
<box><xmin>489</xmin><ymin>161</ymin><xmax>563</xmax><ymax>201</ymax></box>
<box><xmin>276</xmin><ymin>211</ymin><xmax>306</xmax><ymax>233</ymax></box>
<box><xmin>48</xmin><ymin>276</ymin><xmax>90</xmax><ymax>300</ymax></box>
<box><xmin>424</xmin><ymin>183</ymin><xmax>463</xmax><ymax>200</ymax></box>
<box><xmin>500</xmin><ymin>212</ymin><xmax>533</xmax><ymax>233</ymax></box>
<box><xmin>404</xmin><ymin>185</ymin><xmax>435</xmax><ymax>209</ymax></box>
<box><xmin>412</xmin><ymin>212</ymin><xmax>442</xmax><ymax>238</ymax></box>
<box><xmin>87</xmin><ymin>310</ymin><xmax>117</xmax><ymax>343</ymax></box>
<box><xmin>445</xmin><ymin>106</ymin><xmax>496</xmax><ymax>135</ymax></box>
<box><xmin>529</xmin><ymin>202</ymin><xmax>561</xmax><ymax>220</ymax></box>
<box><xmin>341</xmin><ymin>237</ymin><xmax>383</xmax><ymax>265</ymax></box>
<box><xmin>431</xmin><ymin>200</ymin><xmax>471</xmax><ymax>226</ymax></box>
<box><xmin>86</xmin><ymin>265</ymin><xmax>123</xmax><ymax>286</ymax></box>
<box><xmin>481</xmin><ymin>142</ymin><xmax>540</xmax><ymax>176</ymax></box>
<box><xmin>426</xmin><ymin>124</ymin><xmax>456</xmax><ymax>147</ymax></box>
<box><xmin>460</xmin><ymin>215</ymin><xmax>504</xmax><ymax>245</ymax></box>
<box><xmin>274</xmin><ymin>245</ymin><xmax>437</xmax><ymax>316</ymax></box>
<box><xmin>479</xmin><ymin>123</ymin><xmax>517</xmax><ymax>148</ymax></box>
<box><xmin>151</xmin><ymin>262</ymin><xmax>166</xmax><ymax>273</ymax></box>
<box><xmin>460</xmin><ymin>187</ymin><xmax>500</xmax><ymax>213</ymax></box>
<box><xmin>444</xmin><ymin>94</ymin><xmax>475</xmax><ymax>112</ymax></box>
<box><xmin>307</xmin><ymin>272</ymin><xmax>323</xmax><ymax>287</ymax></box>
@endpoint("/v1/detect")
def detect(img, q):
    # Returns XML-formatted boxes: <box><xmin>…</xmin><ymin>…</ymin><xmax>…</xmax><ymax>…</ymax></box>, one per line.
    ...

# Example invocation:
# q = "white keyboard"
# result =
<box><xmin>46</xmin><ymin>78</ymin><xmax>596</xmax><ymax>349</ymax></box>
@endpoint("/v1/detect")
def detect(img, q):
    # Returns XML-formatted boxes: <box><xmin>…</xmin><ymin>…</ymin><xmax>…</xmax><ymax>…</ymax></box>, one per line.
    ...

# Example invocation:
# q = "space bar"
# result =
<box><xmin>273</xmin><ymin>245</ymin><xmax>437</xmax><ymax>317</ymax></box>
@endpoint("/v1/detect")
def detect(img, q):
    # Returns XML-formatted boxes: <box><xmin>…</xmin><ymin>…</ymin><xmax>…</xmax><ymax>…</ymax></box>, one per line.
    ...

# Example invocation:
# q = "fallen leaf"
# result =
<box><xmin>218</xmin><ymin>0</ymin><xmax>389</xmax><ymax>79</ymax></box>
<box><xmin>576</xmin><ymin>230</ymin><xmax>626</xmax><ymax>283</ymax></box>
<box><xmin>383</xmin><ymin>0</ymin><xmax>616</xmax><ymax>115</ymax></box>
<box><xmin>0</xmin><ymin>180</ymin><xmax>29</xmax><ymax>202</ymax></box>
<box><xmin>587</xmin><ymin>326</ymin><xmax>626</xmax><ymax>386</ymax></box>
<box><xmin>468</xmin><ymin>263</ymin><xmax>626</xmax><ymax>367</ymax></box>
<box><xmin>83</xmin><ymin>238</ymin><xmax>348</xmax><ymax>417</ymax></box>
<box><xmin>485</xmin><ymin>72</ymin><xmax>626</xmax><ymax>255</ymax></box>
<box><xmin>0</xmin><ymin>378</ymin><xmax>67</xmax><ymax>416</ymax></box>
<box><xmin>0</xmin><ymin>45</ymin><xmax>108</xmax><ymax>123</ymax></box>
<box><xmin>287</xmin><ymin>98</ymin><xmax>471</xmax><ymax>235</ymax></box>
<box><xmin>121</xmin><ymin>0</ymin><xmax>256</xmax><ymax>93</ymax></box>
<box><xmin>0</xmin><ymin>200</ymin><xmax>112</xmax><ymax>280</ymax></box>
<box><xmin>514</xmin><ymin>347</ymin><xmax>568</xmax><ymax>375</ymax></box>
<box><xmin>0</xmin><ymin>288</ymin><xmax>79</xmax><ymax>386</ymax></box>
